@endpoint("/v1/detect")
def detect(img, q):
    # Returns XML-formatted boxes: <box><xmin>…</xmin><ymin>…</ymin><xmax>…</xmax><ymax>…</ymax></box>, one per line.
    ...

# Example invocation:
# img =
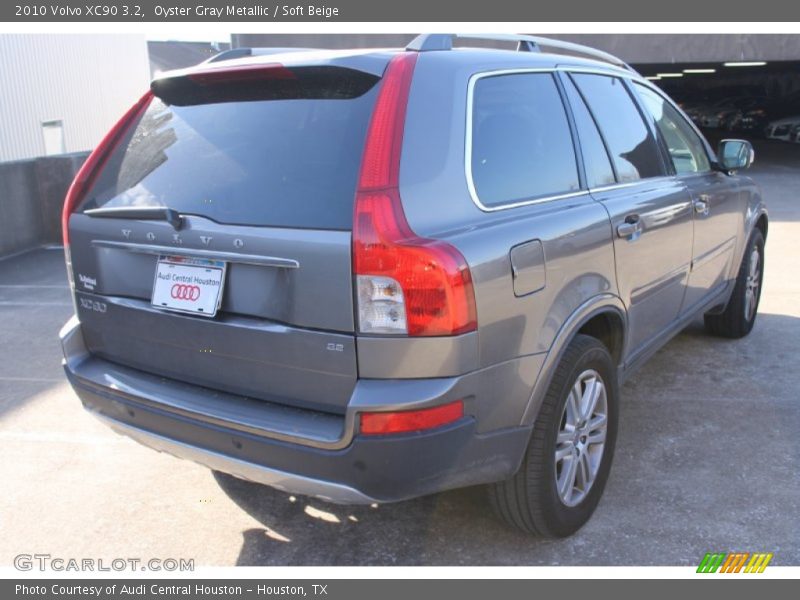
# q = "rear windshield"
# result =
<box><xmin>80</xmin><ymin>67</ymin><xmax>380</xmax><ymax>230</ymax></box>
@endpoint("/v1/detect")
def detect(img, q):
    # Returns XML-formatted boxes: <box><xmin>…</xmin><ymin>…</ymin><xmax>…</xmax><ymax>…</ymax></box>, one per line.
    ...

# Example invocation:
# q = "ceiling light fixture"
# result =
<box><xmin>723</xmin><ymin>61</ymin><xmax>767</xmax><ymax>67</ymax></box>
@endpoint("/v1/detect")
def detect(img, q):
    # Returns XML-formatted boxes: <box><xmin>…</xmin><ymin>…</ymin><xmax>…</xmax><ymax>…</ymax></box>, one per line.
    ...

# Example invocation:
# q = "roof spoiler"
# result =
<box><xmin>203</xmin><ymin>47</ymin><xmax>319</xmax><ymax>63</ymax></box>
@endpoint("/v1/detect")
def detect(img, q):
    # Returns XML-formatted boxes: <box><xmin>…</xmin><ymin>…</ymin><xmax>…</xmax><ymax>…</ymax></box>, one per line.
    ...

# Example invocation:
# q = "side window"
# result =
<box><xmin>470</xmin><ymin>72</ymin><xmax>580</xmax><ymax>207</ymax></box>
<box><xmin>561</xmin><ymin>76</ymin><xmax>616</xmax><ymax>188</ymax></box>
<box><xmin>634</xmin><ymin>83</ymin><xmax>711</xmax><ymax>175</ymax></box>
<box><xmin>571</xmin><ymin>73</ymin><xmax>665</xmax><ymax>182</ymax></box>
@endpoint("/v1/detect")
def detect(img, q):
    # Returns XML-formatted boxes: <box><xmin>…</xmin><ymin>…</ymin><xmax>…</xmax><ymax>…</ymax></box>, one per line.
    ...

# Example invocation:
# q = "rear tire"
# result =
<box><xmin>704</xmin><ymin>229</ymin><xmax>764</xmax><ymax>339</ymax></box>
<box><xmin>489</xmin><ymin>334</ymin><xmax>618</xmax><ymax>537</ymax></box>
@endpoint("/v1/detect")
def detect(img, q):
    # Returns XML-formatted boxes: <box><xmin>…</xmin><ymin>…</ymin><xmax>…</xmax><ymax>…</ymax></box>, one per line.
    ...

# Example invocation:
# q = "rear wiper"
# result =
<box><xmin>84</xmin><ymin>206</ymin><xmax>184</xmax><ymax>231</ymax></box>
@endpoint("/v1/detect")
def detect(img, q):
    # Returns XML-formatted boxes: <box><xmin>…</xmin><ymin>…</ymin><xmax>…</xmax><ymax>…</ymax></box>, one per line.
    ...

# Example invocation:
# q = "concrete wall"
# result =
<box><xmin>0</xmin><ymin>153</ymin><xmax>87</xmax><ymax>258</ymax></box>
<box><xmin>0</xmin><ymin>34</ymin><xmax>150</xmax><ymax>162</ymax></box>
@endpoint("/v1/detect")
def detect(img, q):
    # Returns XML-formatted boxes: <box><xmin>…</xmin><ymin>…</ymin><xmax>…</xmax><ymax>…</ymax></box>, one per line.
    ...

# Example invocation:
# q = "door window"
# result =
<box><xmin>571</xmin><ymin>74</ymin><xmax>665</xmax><ymax>182</ymax></box>
<box><xmin>634</xmin><ymin>83</ymin><xmax>711</xmax><ymax>175</ymax></box>
<box><xmin>562</xmin><ymin>76</ymin><xmax>616</xmax><ymax>188</ymax></box>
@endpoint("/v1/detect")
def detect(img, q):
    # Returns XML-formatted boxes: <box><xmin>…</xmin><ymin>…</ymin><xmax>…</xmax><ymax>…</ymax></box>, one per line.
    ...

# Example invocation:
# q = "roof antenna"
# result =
<box><xmin>517</xmin><ymin>40</ymin><xmax>539</xmax><ymax>53</ymax></box>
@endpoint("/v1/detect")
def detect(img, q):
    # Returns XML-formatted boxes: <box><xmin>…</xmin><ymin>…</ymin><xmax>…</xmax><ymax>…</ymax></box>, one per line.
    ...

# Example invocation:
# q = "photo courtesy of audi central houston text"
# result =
<box><xmin>2</xmin><ymin>31</ymin><xmax>798</xmax><ymax>567</ymax></box>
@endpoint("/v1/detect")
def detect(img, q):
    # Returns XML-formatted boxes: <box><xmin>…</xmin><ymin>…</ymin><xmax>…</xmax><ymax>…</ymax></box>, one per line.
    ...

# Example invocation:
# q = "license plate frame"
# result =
<box><xmin>151</xmin><ymin>255</ymin><xmax>227</xmax><ymax>318</ymax></box>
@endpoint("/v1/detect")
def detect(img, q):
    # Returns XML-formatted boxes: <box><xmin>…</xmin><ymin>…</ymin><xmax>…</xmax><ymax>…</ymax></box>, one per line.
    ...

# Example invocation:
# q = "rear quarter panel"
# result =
<box><xmin>397</xmin><ymin>51</ymin><xmax>619</xmax><ymax>377</ymax></box>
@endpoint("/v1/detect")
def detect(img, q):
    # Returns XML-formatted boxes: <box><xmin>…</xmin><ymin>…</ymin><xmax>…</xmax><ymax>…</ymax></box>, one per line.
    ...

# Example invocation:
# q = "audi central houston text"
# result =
<box><xmin>60</xmin><ymin>34</ymin><xmax>767</xmax><ymax>536</ymax></box>
<box><xmin>15</xmin><ymin>585</ymin><xmax>253</xmax><ymax>596</ymax></box>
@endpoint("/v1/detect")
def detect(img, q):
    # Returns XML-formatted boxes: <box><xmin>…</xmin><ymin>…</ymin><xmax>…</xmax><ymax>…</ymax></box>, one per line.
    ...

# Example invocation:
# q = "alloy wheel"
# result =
<box><xmin>744</xmin><ymin>247</ymin><xmax>761</xmax><ymax>322</ymax></box>
<box><xmin>554</xmin><ymin>369</ymin><xmax>608</xmax><ymax>507</ymax></box>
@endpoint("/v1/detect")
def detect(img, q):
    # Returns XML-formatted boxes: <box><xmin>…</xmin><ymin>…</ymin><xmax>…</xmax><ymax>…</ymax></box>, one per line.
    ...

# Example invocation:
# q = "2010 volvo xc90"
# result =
<box><xmin>60</xmin><ymin>34</ymin><xmax>767</xmax><ymax>537</ymax></box>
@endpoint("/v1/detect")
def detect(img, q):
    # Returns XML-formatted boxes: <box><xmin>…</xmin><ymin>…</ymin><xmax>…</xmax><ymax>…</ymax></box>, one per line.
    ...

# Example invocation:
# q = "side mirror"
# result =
<box><xmin>717</xmin><ymin>139</ymin><xmax>754</xmax><ymax>172</ymax></box>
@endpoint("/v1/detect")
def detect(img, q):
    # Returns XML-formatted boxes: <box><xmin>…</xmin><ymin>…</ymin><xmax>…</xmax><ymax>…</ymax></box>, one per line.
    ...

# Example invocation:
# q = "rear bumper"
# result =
<box><xmin>95</xmin><ymin>416</ymin><xmax>377</xmax><ymax>503</ymax></box>
<box><xmin>61</xmin><ymin>317</ymin><xmax>533</xmax><ymax>504</ymax></box>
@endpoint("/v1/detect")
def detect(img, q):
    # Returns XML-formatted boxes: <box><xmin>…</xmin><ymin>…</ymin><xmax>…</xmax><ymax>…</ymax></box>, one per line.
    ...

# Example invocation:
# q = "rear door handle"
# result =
<box><xmin>617</xmin><ymin>215</ymin><xmax>642</xmax><ymax>240</ymax></box>
<box><xmin>694</xmin><ymin>195</ymin><xmax>710</xmax><ymax>215</ymax></box>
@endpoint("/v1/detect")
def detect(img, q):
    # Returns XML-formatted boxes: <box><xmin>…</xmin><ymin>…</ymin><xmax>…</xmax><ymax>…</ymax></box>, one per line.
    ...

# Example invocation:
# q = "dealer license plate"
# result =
<box><xmin>151</xmin><ymin>255</ymin><xmax>226</xmax><ymax>317</ymax></box>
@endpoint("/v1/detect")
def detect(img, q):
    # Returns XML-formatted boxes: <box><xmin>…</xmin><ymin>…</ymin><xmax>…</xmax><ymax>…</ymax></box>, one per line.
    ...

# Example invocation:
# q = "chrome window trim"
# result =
<box><xmin>465</xmin><ymin>66</ymin><xmax>649</xmax><ymax>212</ymax></box>
<box><xmin>589</xmin><ymin>174</ymin><xmax>677</xmax><ymax>194</ymax></box>
<box><xmin>589</xmin><ymin>181</ymin><xmax>642</xmax><ymax>194</ymax></box>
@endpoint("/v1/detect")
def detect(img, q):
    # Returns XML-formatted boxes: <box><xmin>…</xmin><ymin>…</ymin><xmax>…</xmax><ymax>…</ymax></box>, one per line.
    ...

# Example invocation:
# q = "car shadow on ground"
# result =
<box><xmin>213</xmin><ymin>470</ymin><xmax>513</xmax><ymax>565</ymax></box>
<box><xmin>213</xmin><ymin>310</ymin><xmax>800</xmax><ymax>566</ymax></box>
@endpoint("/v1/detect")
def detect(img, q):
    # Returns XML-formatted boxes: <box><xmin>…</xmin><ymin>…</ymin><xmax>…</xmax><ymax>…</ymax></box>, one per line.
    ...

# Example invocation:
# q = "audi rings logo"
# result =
<box><xmin>171</xmin><ymin>284</ymin><xmax>201</xmax><ymax>301</ymax></box>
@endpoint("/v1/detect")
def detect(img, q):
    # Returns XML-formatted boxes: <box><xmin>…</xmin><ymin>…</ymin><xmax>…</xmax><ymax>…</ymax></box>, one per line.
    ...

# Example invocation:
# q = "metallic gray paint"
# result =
<box><xmin>397</xmin><ymin>49</ymin><xmax>766</xmax><ymax>439</ymax></box>
<box><xmin>509</xmin><ymin>240</ymin><xmax>546</xmax><ymax>297</ymax></box>
<box><xmin>356</xmin><ymin>332</ymin><xmax>479</xmax><ymax>379</ymax></box>
<box><xmin>69</xmin><ymin>214</ymin><xmax>355</xmax><ymax>332</ymax></box>
<box><xmin>75</xmin><ymin>291</ymin><xmax>358</xmax><ymax>413</ymax></box>
<box><xmin>61</xmin><ymin>44</ymin><xmax>767</xmax><ymax>502</ymax></box>
<box><xmin>590</xmin><ymin>178</ymin><xmax>693</xmax><ymax>353</ymax></box>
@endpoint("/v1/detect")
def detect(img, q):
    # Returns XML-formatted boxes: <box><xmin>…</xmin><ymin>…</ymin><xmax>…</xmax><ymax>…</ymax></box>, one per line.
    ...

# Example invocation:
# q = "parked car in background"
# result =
<box><xmin>695</xmin><ymin>98</ymin><xmax>742</xmax><ymax>128</ymax></box>
<box><xmin>60</xmin><ymin>33</ymin><xmax>768</xmax><ymax>538</ymax></box>
<box><xmin>727</xmin><ymin>106</ymin><xmax>770</xmax><ymax>133</ymax></box>
<box><xmin>733</xmin><ymin>91</ymin><xmax>800</xmax><ymax>135</ymax></box>
<box><xmin>701</xmin><ymin>97</ymin><xmax>766</xmax><ymax>129</ymax></box>
<box><xmin>681</xmin><ymin>102</ymin><xmax>713</xmax><ymax>127</ymax></box>
<box><xmin>765</xmin><ymin>115</ymin><xmax>800</xmax><ymax>141</ymax></box>
<box><xmin>791</xmin><ymin>123</ymin><xmax>800</xmax><ymax>143</ymax></box>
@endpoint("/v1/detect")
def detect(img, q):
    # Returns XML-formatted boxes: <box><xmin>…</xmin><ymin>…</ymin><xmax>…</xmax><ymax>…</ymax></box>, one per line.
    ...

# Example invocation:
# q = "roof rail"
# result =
<box><xmin>406</xmin><ymin>34</ymin><xmax>636</xmax><ymax>73</ymax></box>
<box><xmin>204</xmin><ymin>47</ymin><xmax>318</xmax><ymax>63</ymax></box>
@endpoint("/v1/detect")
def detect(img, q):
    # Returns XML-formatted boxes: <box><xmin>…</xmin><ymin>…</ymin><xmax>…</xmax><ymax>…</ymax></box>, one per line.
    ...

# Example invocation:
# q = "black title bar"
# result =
<box><xmin>4</xmin><ymin>0</ymin><xmax>800</xmax><ymax>22</ymax></box>
<box><xmin>4</xmin><ymin>579</ymin><xmax>797</xmax><ymax>600</ymax></box>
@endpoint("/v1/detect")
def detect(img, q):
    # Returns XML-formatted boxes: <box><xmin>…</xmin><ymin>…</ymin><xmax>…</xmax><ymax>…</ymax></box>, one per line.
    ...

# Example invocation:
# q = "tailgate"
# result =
<box><xmin>69</xmin><ymin>216</ymin><xmax>356</xmax><ymax>413</ymax></box>
<box><xmin>65</xmin><ymin>62</ymin><xmax>384</xmax><ymax>414</ymax></box>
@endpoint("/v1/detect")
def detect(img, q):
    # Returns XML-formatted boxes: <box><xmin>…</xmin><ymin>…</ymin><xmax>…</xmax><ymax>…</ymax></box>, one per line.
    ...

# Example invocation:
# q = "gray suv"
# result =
<box><xmin>60</xmin><ymin>34</ymin><xmax>767</xmax><ymax>537</ymax></box>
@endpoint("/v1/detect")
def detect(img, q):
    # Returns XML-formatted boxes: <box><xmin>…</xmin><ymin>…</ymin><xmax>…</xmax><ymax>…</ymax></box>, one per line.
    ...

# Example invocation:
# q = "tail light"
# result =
<box><xmin>353</xmin><ymin>53</ymin><xmax>477</xmax><ymax>337</ymax></box>
<box><xmin>61</xmin><ymin>91</ymin><xmax>153</xmax><ymax>312</ymax></box>
<box><xmin>360</xmin><ymin>400</ymin><xmax>464</xmax><ymax>435</ymax></box>
<box><xmin>61</xmin><ymin>90</ymin><xmax>153</xmax><ymax>247</ymax></box>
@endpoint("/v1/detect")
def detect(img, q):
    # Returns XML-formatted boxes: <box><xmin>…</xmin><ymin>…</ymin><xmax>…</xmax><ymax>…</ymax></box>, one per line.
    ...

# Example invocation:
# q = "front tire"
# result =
<box><xmin>704</xmin><ymin>229</ymin><xmax>764</xmax><ymax>339</ymax></box>
<box><xmin>489</xmin><ymin>334</ymin><xmax>618</xmax><ymax>537</ymax></box>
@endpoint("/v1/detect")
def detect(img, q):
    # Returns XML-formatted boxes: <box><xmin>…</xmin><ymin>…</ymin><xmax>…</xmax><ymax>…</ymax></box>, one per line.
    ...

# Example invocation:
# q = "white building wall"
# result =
<box><xmin>0</xmin><ymin>34</ymin><xmax>150</xmax><ymax>162</ymax></box>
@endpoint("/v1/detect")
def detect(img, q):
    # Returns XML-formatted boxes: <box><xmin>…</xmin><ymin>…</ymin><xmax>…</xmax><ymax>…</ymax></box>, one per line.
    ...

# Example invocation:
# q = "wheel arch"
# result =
<box><xmin>520</xmin><ymin>294</ymin><xmax>627</xmax><ymax>427</ymax></box>
<box><xmin>754</xmin><ymin>211</ymin><xmax>769</xmax><ymax>240</ymax></box>
<box><xmin>714</xmin><ymin>207</ymin><xmax>768</xmax><ymax>313</ymax></box>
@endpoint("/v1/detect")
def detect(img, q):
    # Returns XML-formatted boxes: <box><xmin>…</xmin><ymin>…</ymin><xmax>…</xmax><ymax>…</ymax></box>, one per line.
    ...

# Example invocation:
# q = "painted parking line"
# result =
<box><xmin>0</xmin><ymin>430</ymin><xmax>124</xmax><ymax>445</ymax></box>
<box><xmin>0</xmin><ymin>302</ymin><xmax>72</xmax><ymax>306</ymax></box>
<box><xmin>0</xmin><ymin>285</ymin><xmax>68</xmax><ymax>288</ymax></box>
<box><xmin>0</xmin><ymin>376</ymin><xmax>63</xmax><ymax>382</ymax></box>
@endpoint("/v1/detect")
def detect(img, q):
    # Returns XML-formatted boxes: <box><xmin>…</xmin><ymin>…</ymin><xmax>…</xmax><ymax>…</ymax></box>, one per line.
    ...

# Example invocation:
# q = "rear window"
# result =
<box><xmin>80</xmin><ymin>67</ymin><xmax>380</xmax><ymax>230</ymax></box>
